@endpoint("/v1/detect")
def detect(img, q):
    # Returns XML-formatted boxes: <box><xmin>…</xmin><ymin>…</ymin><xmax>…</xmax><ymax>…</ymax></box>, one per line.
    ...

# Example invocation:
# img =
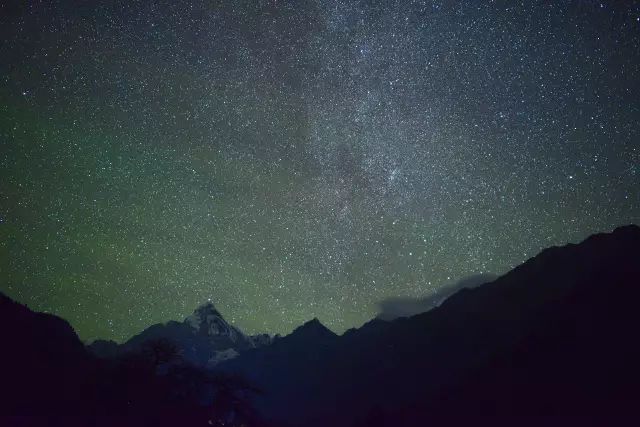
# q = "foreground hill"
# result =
<box><xmin>217</xmin><ymin>225</ymin><xmax>640</xmax><ymax>426</ymax></box>
<box><xmin>0</xmin><ymin>292</ymin><xmax>92</xmax><ymax>413</ymax></box>
<box><xmin>0</xmin><ymin>298</ymin><xmax>269</xmax><ymax>425</ymax></box>
<box><xmin>1</xmin><ymin>225</ymin><xmax>639</xmax><ymax>426</ymax></box>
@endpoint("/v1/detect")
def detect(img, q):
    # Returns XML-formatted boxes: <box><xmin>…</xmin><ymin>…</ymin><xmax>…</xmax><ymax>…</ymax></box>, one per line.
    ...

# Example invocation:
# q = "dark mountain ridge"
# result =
<box><xmin>88</xmin><ymin>300</ymin><xmax>274</xmax><ymax>367</ymax></box>
<box><xmin>217</xmin><ymin>224</ymin><xmax>640</xmax><ymax>426</ymax></box>
<box><xmin>1</xmin><ymin>225</ymin><xmax>639</xmax><ymax>426</ymax></box>
<box><xmin>0</xmin><ymin>292</ymin><xmax>93</xmax><ymax>414</ymax></box>
<box><xmin>0</xmin><ymin>295</ymin><xmax>270</xmax><ymax>426</ymax></box>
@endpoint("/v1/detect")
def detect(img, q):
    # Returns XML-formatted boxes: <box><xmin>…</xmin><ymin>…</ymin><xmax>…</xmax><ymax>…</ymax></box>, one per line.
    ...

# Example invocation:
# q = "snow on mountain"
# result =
<box><xmin>89</xmin><ymin>300</ymin><xmax>274</xmax><ymax>366</ymax></box>
<box><xmin>185</xmin><ymin>301</ymin><xmax>246</xmax><ymax>344</ymax></box>
<box><xmin>207</xmin><ymin>348</ymin><xmax>239</xmax><ymax>367</ymax></box>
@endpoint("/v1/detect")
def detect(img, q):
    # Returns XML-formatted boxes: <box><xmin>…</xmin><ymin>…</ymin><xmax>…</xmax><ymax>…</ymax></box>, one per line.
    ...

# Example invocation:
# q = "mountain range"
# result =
<box><xmin>215</xmin><ymin>224</ymin><xmax>640</xmax><ymax>426</ymax></box>
<box><xmin>88</xmin><ymin>301</ymin><xmax>276</xmax><ymax>367</ymax></box>
<box><xmin>1</xmin><ymin>224</ymin><xmax>639</xmax><ymax>426</ymax></box>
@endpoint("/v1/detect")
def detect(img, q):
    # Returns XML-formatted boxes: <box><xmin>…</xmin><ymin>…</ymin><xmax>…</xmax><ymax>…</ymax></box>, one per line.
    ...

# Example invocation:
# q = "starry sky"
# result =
<box><xmin>1</xmin><ymin>0</ymin><xmax>639</xmax><ymax>342</ymax></box>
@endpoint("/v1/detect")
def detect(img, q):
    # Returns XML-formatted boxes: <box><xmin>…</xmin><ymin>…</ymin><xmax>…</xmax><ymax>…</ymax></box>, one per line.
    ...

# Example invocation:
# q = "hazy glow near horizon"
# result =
<box><xmin>1</xmin><ymin>1</ymin><xmax>639</xmax><ymax>341</ymax></box>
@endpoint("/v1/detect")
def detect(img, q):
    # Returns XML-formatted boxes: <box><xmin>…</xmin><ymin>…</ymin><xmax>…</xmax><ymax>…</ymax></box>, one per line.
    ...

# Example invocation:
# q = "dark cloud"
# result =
<box><xmin>377</xmin><ymin>274</ymin><xmax>499</xmax><ymax>321</ymax></box>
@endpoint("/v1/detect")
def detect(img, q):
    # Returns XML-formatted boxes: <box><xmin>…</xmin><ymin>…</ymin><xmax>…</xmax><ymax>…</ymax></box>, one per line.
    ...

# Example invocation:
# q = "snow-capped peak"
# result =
<box><xmin>184</xmin><ymin>301</ymin><xmax>244</xmax><ymax>343</ymax></box>
<box><xmin>186</xmin><ymin>301</ymin><xmax>220</xmax><ymax>325</ymax></box>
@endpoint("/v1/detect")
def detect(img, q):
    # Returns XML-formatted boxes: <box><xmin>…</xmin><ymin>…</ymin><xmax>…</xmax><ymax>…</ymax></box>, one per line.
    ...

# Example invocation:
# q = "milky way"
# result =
<box><xmin>1</xmin><ymin>1</ymin><xmax>639</xmax><ymax>341</ymax></box>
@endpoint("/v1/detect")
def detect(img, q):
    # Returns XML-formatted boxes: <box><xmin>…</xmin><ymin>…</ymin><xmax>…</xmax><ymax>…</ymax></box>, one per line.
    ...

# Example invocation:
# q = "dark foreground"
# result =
<box><xmin>2</xmin><ymin>225</ymin><xmax>640</xmax><ymax>426</ymax></box>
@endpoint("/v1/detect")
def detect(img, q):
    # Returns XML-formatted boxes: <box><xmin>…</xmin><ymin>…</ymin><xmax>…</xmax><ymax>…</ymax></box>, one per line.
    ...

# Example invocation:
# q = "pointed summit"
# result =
<box><xmin>184</xmin><ymin>301</ymin><xmax>237</xmax><ymax>339</ymax></box>
<box><xmin>290</xmin><ymin>318</ymin><xmax>337</xmax><ymax>340</ymax></box>
<box><xmin>301</xmin><ymin>317</ymin><xmax>324</xmax><ymax>329</ymax></box>
<box><xmin>184</xmin><ymin>300</ymin><xmax>253</xmax><ymax>349</ymax></box>
<box><xmin>192</xmin><ymin>300</ymin><xmax>221</xmax><ymax>317</ymax></box>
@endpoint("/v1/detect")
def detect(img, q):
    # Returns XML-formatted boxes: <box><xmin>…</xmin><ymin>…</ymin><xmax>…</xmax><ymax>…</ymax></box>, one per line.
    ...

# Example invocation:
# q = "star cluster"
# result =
<box><xmin>1</xmin><ymin>0</ymin><xmax>639</xmax><ymax>341</ymax></box>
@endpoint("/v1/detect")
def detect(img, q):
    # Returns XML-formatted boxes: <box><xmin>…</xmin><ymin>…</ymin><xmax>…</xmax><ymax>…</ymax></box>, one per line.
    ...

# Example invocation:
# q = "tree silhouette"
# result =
<box><xmin>206</xmin><ymin>372</ymin><xmax>264</xmax><ymax>427</ymax></box>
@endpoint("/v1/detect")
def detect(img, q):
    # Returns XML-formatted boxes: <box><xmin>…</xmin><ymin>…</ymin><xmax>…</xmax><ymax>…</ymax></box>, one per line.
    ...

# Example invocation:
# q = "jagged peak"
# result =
<box><xmin>193</xmin><ymin>300</ymin><xmax>221</xmax><ymax>316</ymax></box>
<box><xmin>182</xmin><ymin>300</ymin><xmax>253</xmax><ymax>347</ymax></box>
<box><xmin>185</xmin><ymin>300</ymin><xmax>226</xmax><ymax>330</ymax></box>
<box><xmin>303</xmin><ymin>317</ymin><xmax>323</xmax><ymax>327</ymax></box>
<box><xmin>249</xmin><ymin>333</ymin><xmax>274</xmax><ymax>347</ymax></box>
<box><xmin>291</xmin><ymin>318</ymin><xmax>336</xmax><ymax>337</ymax></box>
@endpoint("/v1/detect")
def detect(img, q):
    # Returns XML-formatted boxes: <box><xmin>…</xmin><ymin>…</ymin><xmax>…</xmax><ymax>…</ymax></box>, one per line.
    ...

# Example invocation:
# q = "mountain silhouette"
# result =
<box><xmin>88</xmin><ymin>300</ymin><xmax>272</xmax><ymax>367</ymax></box>
<box><xmin>216</xmin><ymin>224</ymin><xmax>640</xmax><ymax>426</ymax></box>
<box><xmin>0</xmin><ymin>293</ymin><xmax>92</xmax><ymax>413</ymax></box>
<box><xmin>0</xmin><ymin>296</ymin><xmax>269</xmax><ymax>425</ymax></box>
<box><xmin>376</xmin><ymin>272</ymin><xmax>498</xmax><ymax>320</ymax></box>
<box><xmin>1</xmin><ymin>225</ymin><xmax>639</xmax><ymax>426</ymax></box>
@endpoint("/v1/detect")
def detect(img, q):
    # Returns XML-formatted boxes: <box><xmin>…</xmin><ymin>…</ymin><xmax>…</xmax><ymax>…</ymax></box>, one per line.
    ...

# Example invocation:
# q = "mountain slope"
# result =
<box><xmin>3</xmin><ymin>225</ymin><xmax>638</xmax><ymax>424</ymax></box>
<box><xmin>219</xmin><ymin>225</ymin><xmax>640</xmax><ymax>426</ymax></box>
<box><xmin>89</xmin><ymin>300</ymin><xmax>271</xmax><ymax>367</ymax></box>
<box><xmin>0</xmin><ymin>293</ymin><xmax>93</xmax><ymax>413</ymax></box>
<box><xmin>0</xmin><ymin>294</ymin><xmax>268</xmax><ymax>425</ymax></box>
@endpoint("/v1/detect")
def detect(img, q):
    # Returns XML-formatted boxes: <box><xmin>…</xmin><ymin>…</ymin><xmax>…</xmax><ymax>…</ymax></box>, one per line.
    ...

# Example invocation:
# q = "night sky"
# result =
<box><xmin>1</xmin><ymin>0</ymin><xmax>639</xmax><ymax>342</ymax></box>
